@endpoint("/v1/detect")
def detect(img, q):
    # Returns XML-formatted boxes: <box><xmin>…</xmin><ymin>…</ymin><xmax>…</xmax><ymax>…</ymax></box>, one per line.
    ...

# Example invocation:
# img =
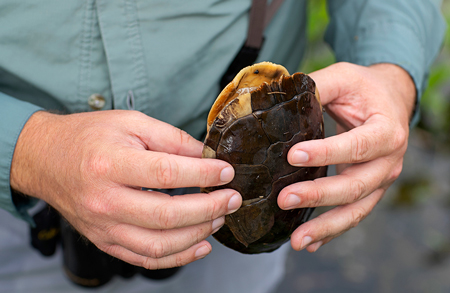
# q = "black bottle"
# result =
<box><xmin>60</xmin><ymin>219</ymin><xmax>136</xmax><ymax>287</ymax></box>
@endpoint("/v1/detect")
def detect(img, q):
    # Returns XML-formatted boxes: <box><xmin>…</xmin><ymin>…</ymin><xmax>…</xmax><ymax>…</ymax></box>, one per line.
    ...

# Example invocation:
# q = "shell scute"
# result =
<box><xmin>254</xmin><ymin>95</ymin><xmax>302</xmax><ymax>144</ymax></box>
<box><xmin>216</xmin><ymin>114</ymin><xmax>270</xmax><ymax>165</ymax></box>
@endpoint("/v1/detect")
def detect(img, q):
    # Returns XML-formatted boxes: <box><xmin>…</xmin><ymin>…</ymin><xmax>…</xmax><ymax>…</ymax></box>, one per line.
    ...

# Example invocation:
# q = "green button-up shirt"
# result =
<box><xmin>0</xmin><ymin>0</ymin><xmax>445</xmax><ymax>222</ymax></box>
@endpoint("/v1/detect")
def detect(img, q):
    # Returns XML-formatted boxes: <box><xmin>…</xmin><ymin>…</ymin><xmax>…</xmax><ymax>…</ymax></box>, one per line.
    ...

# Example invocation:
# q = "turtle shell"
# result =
<box><xmin>202</xmin><ymin>62</ymin><xmax>327</xmax><ymax>254</ymax></box>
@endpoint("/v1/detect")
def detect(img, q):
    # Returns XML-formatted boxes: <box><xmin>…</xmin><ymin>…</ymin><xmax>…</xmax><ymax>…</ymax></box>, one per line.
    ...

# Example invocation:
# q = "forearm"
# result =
<box><xmin>10</xmin><ymin>111</ymin><xmax>59</xmax><ymax>201</ymax></box>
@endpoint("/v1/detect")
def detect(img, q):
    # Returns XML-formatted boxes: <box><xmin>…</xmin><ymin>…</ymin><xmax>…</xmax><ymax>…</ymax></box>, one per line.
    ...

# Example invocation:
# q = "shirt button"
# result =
<box><xmin>88</xmin><ymin>94</ymin><xmax>106</xmax><ymax>110</ymax></box>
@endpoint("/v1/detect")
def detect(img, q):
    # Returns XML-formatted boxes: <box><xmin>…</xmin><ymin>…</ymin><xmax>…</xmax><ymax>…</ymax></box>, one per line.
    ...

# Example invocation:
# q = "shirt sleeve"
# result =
<box><xmin>325</xmin><ymin>0</ymin><xmax>446</xmax><ymax>126</ymax></box>
<box><xmin>0</xmin><ymin>92</ymin><xmax>42</xmax><ymax>224</ymax></box>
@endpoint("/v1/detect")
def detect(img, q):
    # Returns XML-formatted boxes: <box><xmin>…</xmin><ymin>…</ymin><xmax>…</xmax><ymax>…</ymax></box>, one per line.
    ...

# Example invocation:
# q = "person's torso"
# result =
<box><xmin>0</xmin><ymin>0</ymin><xmax>307</xmax><ymax>138</ymax></box>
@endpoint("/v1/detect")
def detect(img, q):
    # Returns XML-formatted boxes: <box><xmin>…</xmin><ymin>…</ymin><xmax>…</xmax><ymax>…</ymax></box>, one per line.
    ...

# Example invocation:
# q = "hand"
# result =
<box><xmin>277</xmin><ymin>62</ymin><xmax>416</xmax><ymax>252</ymax></box>
<box><xmin>10</xmin><ymin>110</ymin><xmax>241</xmax><ymax>268</ymax></box>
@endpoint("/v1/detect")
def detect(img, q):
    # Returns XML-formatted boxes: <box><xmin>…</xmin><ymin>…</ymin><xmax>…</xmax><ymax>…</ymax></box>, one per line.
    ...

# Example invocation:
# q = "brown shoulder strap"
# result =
<box><xmin>245</xmin><ymin>0</ymin><xmax>285</xmax><ymax>49</ymax></box>
<box><xmin>265</xmin><ymin>0</ymin><xmax>285</xmax><ymax>27</ymax></box>
<box><xmin>218</xmin><ymin>0</ymin><xmax>285</xmax><ymax>90</ymax></box>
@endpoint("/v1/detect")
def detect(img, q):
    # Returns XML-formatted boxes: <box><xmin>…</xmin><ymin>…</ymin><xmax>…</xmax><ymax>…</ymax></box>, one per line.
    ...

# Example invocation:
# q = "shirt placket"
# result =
<box><xmin>95</xmin><ymin>0</ymin><xmax>152</xmax><ymax>112</ymax></box>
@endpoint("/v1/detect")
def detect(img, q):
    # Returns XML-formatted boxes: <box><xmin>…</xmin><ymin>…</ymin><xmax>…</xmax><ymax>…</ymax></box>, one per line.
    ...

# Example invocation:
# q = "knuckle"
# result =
<box><xmin>82</xmin><ymin>151</ymin><xmax>113</xmax><ymax>179</ymax></box>
<box><xmin>100</xmin><ymin>243</ymin><xmax>118</xmax><ymax>257</ymax></box>
<box><xmin>194</xmin><ymin>226</ymin><xmax>208</xmax><ymax>243</ymax></box>
<box><xmin>154</xmin><ymin>201</ymin><xmax>181</xmax><ymax>229</ymax></box>
<box><xmin>103</xmin><ymin>225</ymin><xmax>121</xmax><ymax>242</ymax></box>
<box><xmin>349</xmin><ymin>206</ymin><xmax>367</xmax><ymax>228</ymax></box>
<box><xmin>123</xmin><ymin>110</ymin><xmax>151</xmax><ymax>126</ymax></box>
<box><xmin>204</xmin><ymin>198</ymin><xmax>222</xmax><ymax>220</ymax></box>
<box><xmin>142</xmin><ymin>258</ymin><xmax>158</xmax><ymax>270</ymax></box>
<box><xmin>350</xmin><ymin>132</ymin><xmax>370</xmax><ymax>163</ymax></box>
<box><xmin>333</xmin><ymin>61</ymin><xmax>351</xmax><ymax>72</ymax></box>
<box><xmin>320</xmin><ymin>225</ymin><xmax>332</xmax><ymax>239</ymax></box>
<box><xmin>391</xmin><ymin>127</ymin><xmax>408</xmax><ymax>151</ymax></box>
<box><xmin>315</xmin><ymin>216</ymin><xmax>333</xmax><ymax>238</ymax></box>
<box><xmin>196</xmin><ymin>163</ymin><xmax>214</xmax><ymax>187</ymax></box>
<box><xmin>388</xmin><ymin>163</ymin><xmax>403</xmax><ymax>183</ymax></box>
<box><xmin>333</xmin><ymin>62</ymin><xmax>361</xmax><ymax>79</ymax></box>
<box><xmin>151</xmin><ymin>155</ymin><xmax>179</xmax><ymax>187</ymax></box>
<box><xmin>177</xmin><ymin>129</ymin><xmax>193</xmax><ymax>147</ymax></box>
<box><xmin>347</xmin><ymin>178</ymin><xmax>367</xmax><ymax>203</ymax></box>
<box><xmin>174</xmin><ymin>253</ymin><xmax>185</xmax><ymax>268</ymax></box>
<box><xmin>124</xmin><ymin>109</ymin><xmax>143</xmax><ymax>119</ymax></box>
<box><xmin>308</xmin><ymin>181</ymin><xmax>325</xmax><ymax>206</ymax></box>
<box><xmin>322</xmin><ymin>143</ymin><xmax>334</xmax><ymax>166</ymax></box>
<box><xmin>83</xmin><ymin>192</ymin><xmax>113</xmax><ymax>217</ymax></box>
<box><xmin>323</xmin><ymin>226</ymin><xmax>334</xmax><ymax>239</ymax></box>
<box><xmin>146</xmin><ymin>237</ymin><xmax>171</xmax><ymax>259</ymax></box>
<box><xmin>171</xmin><ymin>127</ymin><xmax>195</xmax><ymax>155</ymax></box>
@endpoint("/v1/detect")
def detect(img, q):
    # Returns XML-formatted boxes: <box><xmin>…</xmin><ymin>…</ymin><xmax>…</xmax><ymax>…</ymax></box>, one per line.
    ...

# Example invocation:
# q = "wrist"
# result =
<box><xmin>368</xmin><ymin>63</ymin><xmax>417</xmax><ymax>124</ymax></box>
<box><xmin>10</xmin><ymin>111</ymin><xmax>58</xmax><ymax>200</ymax></box>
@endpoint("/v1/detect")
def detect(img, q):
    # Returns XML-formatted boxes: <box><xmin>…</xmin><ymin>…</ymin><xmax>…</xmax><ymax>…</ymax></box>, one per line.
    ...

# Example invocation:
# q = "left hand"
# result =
<box><xmin>277</xmin><ymin>62</ymin><xmax>416</xmax><ymax>252</ymax></box>
<box><xmin>10</xmin><ymin>110</ymin><xmax>241</xmax><ymax>269</ymax></box>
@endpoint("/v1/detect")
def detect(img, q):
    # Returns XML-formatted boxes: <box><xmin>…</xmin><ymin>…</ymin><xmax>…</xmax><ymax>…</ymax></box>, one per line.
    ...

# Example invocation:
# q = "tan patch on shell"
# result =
<box><xmin>214</xmin><ymin>92</ymin><xmax>252</xmax><ymax>129</ymax></box>
<box><xmin>202</xmin><ymin>145</ymin><xmax>216</xmax><ymax>159</ymax></box>
<box><xmin>314</xmin><ymin>87</ymin><xmax>322</xmax><ymax>112</ymax></box>
<box><xmin>207</xmin><ymin>62</ymin><xmax>289</xmax><ymax>131</ymax></box>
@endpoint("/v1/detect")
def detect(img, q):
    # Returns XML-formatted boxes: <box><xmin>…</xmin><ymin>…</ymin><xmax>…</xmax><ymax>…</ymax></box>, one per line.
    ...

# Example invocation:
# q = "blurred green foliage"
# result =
<box><xmin>302</xmin><ymin>0</ymin><xmax>450</xmax><ymax>150</ymax></box>
<box><xmin>301</xmin><ymin>0</ymin><xmax>334</xmax><ymax>74</ymax></box>
<box><xmin>418</xmin><ymin>1</ymin><xmax>450</xmax><ymax>148</ymax></box>
<box><xmin>390</xmin><ymin>178</ymin><xmax>432</xmax><ymax>208</ymax></box>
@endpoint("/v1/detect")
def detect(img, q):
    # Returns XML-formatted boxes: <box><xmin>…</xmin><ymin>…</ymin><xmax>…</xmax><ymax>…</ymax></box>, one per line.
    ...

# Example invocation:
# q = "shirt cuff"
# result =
<box><xmin>325</xmin><ymin>18</ymin><xmax>445</xmax><ymax>126</ymax></box>
<box><xmin>0</xmin><ymin>92</ymin><xmax>42</xmax><ymax>224</ymax></box>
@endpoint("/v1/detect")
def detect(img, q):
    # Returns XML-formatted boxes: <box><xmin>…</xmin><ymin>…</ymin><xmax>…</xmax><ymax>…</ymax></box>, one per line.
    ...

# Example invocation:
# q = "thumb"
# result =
<box><xmin>308</xmin><ymin>62</ymin><xmax>365</xmax><ymax>130</ymax></box>
<box><xmin>308</xmin><ymin>62</ymin><xmax>361</xmax><ymax>106</ymax></box>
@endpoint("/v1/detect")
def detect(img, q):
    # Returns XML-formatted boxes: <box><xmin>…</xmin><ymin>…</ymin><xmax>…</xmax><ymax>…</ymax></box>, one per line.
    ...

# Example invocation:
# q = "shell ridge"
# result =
<box><xmin>225</xmin><ymin>200</ymin><xmax>275</xmax><ymax>247</ymax></box>
<box><xmin>252</xmin><ymin>111</ymin><xmax>273</xmax><ymax>147</ymax></box>
<box><xmin>261</xmin><ymin>129</ymin><xmax>308</xmax><ymax>179</ymax></box>
<box><xmin>229</xmin><ymin>163</ymin><xmax>272</xmax><ymax>201</ymax></box>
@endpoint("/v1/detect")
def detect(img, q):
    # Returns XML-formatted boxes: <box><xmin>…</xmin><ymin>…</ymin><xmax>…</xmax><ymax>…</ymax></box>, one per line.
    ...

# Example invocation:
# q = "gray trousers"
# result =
<box><xmin>0</xmin><ymin>195</ymin><xmax>289</xmax><ymax>293</ymax></box>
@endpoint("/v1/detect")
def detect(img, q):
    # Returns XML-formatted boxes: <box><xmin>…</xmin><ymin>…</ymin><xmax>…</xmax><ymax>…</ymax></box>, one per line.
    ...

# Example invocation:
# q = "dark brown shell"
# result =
<box><xmin>202</xmin><ymin>62</ymin><xmax>327</xmax><ymax>254</ymax></box>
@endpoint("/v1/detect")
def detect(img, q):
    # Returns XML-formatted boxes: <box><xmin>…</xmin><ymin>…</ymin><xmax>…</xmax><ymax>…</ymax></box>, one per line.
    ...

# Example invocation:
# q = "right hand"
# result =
<box><xmin>10</xmin><ymin>110</ymin><xmax>241</xmax><ymax>269</ymax></box>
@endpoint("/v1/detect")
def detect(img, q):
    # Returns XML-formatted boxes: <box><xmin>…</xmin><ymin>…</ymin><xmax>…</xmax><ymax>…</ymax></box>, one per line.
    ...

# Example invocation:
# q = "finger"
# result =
<box><xmin>131</xmin><ymin>114</ymin><xmax>204</xmax><ymax>158</ymax></box>
<box><xmin>107</xmin><ymin>148</ymin><xmax>235</xmax><ymax>189</ymax></box>
<box><xmin>278</xmin><ymin>158</ymin><xmax>389</xmax><ymax>209</ymax></box>
<box><xmin>287</xmin><ymin>116</ymin><xmax>404</xmax><ymax>167</ymax></box>
<box><xmin>104</xmin><ymin>188</ymin><xmax>241</xmax><ymax>230</ymax></box>
<box><xmin>290</xmin><ymin>189</ymin><xmax>384</xmax><ymax>251</ymax></box>
<box><xmin>101</xmin><ymin>240</ymin><xmax>212</xmax><ymax>270</ymax></box>
<box><xmin>105</xmin><ymin>217</ymin><xmax>224</xmax><ymax>259</ymax></box>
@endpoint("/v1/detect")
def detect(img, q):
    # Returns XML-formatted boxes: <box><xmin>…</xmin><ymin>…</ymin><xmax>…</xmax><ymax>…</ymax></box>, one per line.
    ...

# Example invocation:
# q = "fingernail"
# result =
<box><xmin>227</xmin><ymin>193</ymin><xmax>241</xmax><ymax>213</ymax></box>
<box><xmin>300</xmin><ymin>236</ymin><xmax>313</xmax><ymax>250</ymax></box>
<box><xmin>309</xmin><ymin>241</ymin><xmax>323</xmax><ymax>252</ymax></box>
<box><xmin>212</xmin><ymin>216</ymin><xmax>225</xmax><ymax>234</ymax></box>
<box><xmin>292</xmin><ymin>150</ymin><xmax>309</xmax><ymax>165</ymax></box>
<box><xmin>220</xmin><ymin>167</ymin><xmax>234</xmax><ymax>182</ymax></box>
<box><xmin>195</xmin><ymin>245</ymin><xmax>211</xmax><ymax>259</ymax></box>
<box><xmin>284</xmin><ymin>194</ymin><xmax>301</xmax><ymax>209</ymax></box>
